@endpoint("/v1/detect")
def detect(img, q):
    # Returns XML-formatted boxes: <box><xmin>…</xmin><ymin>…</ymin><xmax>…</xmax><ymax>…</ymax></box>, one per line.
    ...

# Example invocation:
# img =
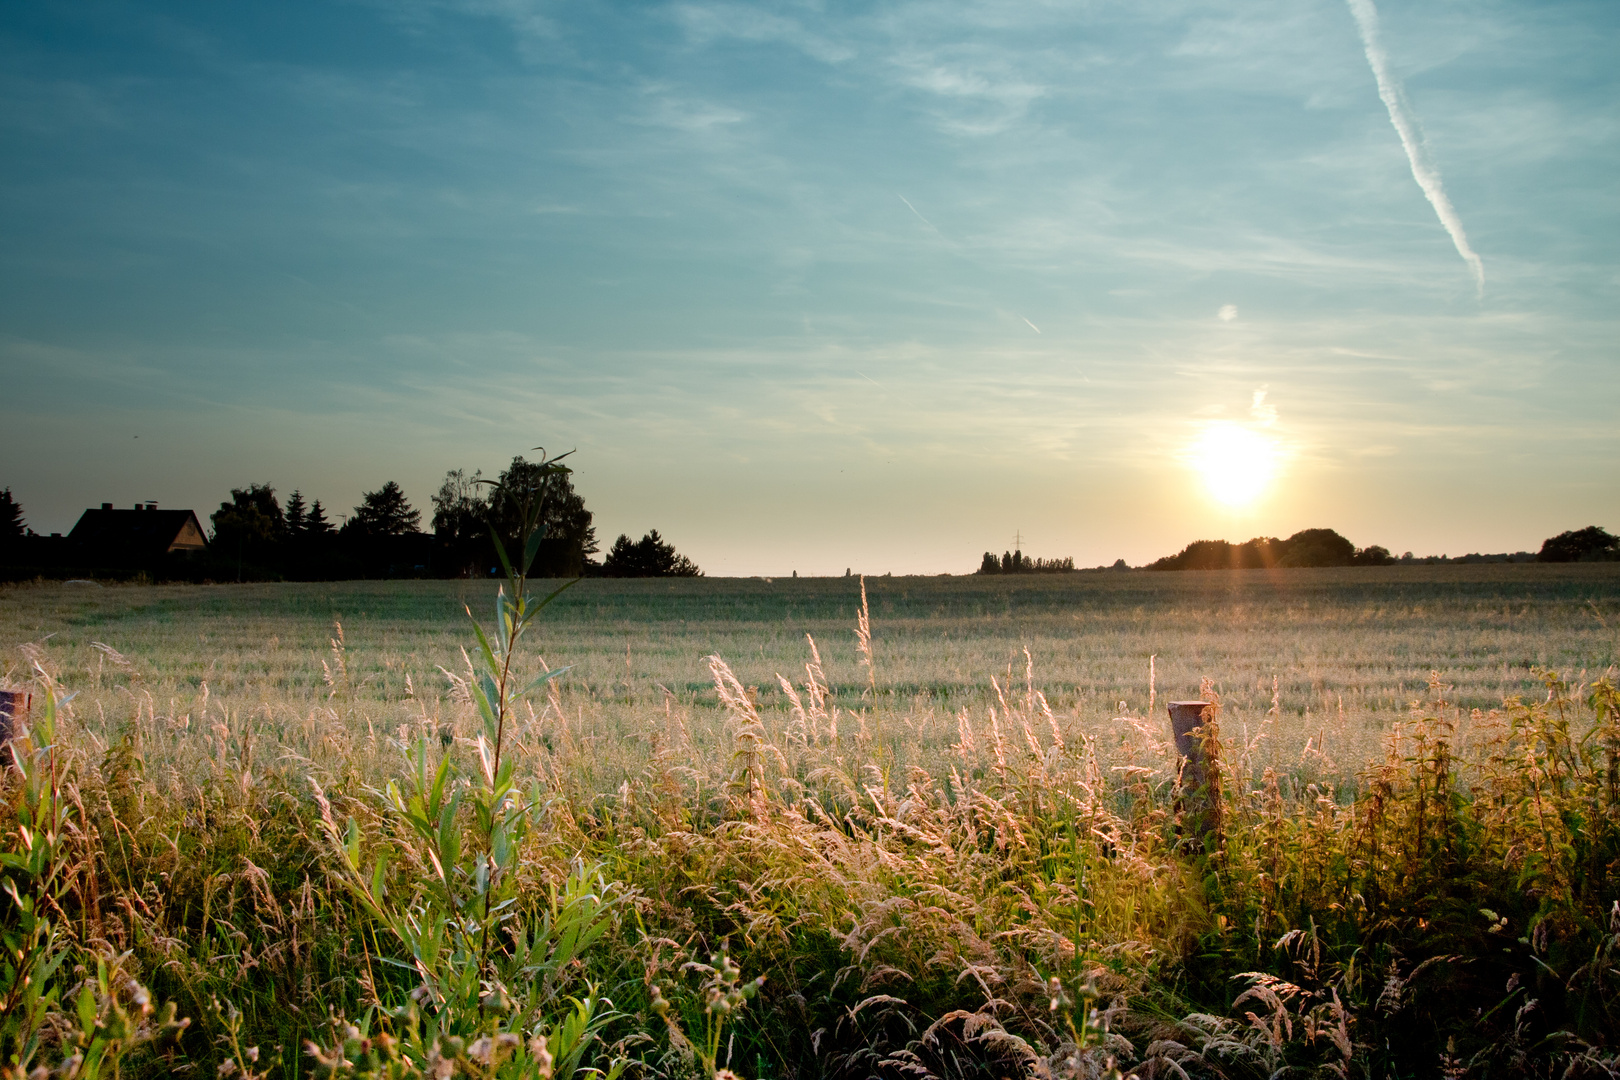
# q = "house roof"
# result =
<box><xmin>68</xmin><ymin>507</ymin><xmax>208</xmax><ymax>559</ymax></box>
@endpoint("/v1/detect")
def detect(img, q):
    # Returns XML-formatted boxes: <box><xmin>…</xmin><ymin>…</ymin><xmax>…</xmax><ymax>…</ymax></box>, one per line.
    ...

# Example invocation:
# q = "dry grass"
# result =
<box><xmin>2</xmin><ymin>565</ymin><xmax>1615</xmax><ymax>785</ymax></box>
<box><xmin>2</xmin><ymin>565</ymin><xmax>1618</xmax><ymax>1079</ymax></box>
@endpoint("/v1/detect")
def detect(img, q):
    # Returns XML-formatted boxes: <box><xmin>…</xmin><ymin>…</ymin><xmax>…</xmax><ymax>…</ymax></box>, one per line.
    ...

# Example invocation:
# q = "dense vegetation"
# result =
<box><xmin>0</xmin><ymin>464</ymin><xmax>699</xmax><ymax>583</ymax></box>
<box><xmin>976</xmin><ymin>550</ymin><xmax>1077</xmax><ymax>574</ymax></box>
<box><xmin>3</xmin><ymin>561</ymin><xmax>1619</xmax><ymax>1078</ymax></box>
<box><xmin>1145</xmin><ymin>528</ymin><xmax>1395</xmax><ymax>571</ymax></box>
<box><xmin>1539</xmin><ymin>526</ymin><xmax>1620</xmax><ymax>564</ymax></box>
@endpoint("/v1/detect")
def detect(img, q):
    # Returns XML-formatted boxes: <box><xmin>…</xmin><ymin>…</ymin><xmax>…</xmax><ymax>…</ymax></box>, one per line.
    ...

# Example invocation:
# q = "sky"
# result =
<box><xmin>2</xmin><ymin>0</ymin><xmax>1616</xmax><ymax>575</ymax></box>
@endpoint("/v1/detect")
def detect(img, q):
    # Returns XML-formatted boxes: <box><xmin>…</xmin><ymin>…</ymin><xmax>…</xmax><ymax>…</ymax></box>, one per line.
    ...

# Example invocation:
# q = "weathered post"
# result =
<box><xmin>1168</xmin><ymin>700</ymin><xmax>1222</xmax><ymax>852</ymax></box>
<box><xmin>0</xmin><ymin>688</ymin><xmax>31</xmax><ymax>763</ymax></box>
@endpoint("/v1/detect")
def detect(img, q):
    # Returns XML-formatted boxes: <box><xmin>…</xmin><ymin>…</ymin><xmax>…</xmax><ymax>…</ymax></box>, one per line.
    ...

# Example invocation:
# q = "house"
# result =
<box><xmin>67</xmin><ymin>502</ymin><xmax>208</xmax><ymax>564</ymax></box>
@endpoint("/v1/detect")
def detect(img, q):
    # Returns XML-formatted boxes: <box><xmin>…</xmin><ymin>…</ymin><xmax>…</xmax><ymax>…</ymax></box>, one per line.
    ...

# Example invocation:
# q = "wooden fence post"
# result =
<box><xmin>0</xmin><ymin>689</ymin><xmax>31</xmax><ymax>762</ymax></box>
<box><xmin>1168</xmin><ymin>700</ymin><xmax>1222</xmax><ymax>852</ymax></box>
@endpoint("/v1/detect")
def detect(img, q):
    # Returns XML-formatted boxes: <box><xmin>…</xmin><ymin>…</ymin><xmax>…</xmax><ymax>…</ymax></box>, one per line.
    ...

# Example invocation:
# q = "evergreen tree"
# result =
<box><xmin>348</xmin><ymin>481</ymin><xmax>421</xmax><ymax>537</ymax></box>
<box><xmin>977</xmin><ymin>551</ymin><xmax>999</xmax><ymax>575</ymax></box>
<box><xmin>305</xmin><ymin>500</ymin><xmax>333</xmax><ymax>539</ymax></box>
<box><xmin>0</xmin><ymin>488</ymin><xmax>23</xmax><ymax>542</ymax></box>
<box><xmin>601</xmin><ymin>530</ymin><xmax>701</xmax><ymax>577</ymax></box>
<box><xmin>284</xmin><ymin>489</ymin><xmax>308</xmax><ymax>536</ymax></box>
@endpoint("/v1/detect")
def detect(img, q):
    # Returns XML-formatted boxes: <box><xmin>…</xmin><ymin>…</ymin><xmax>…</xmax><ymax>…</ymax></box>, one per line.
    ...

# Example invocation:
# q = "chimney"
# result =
<box><xmin>145</xmin><ymin>501</ymin><xmax>157</xmax><ymax>510</ymax></box>
<box><xmin>134</xmin><ymin>503</ymin><xmax>142</xmax><ymax>510</ymax></box>
<box><xmin>101</xmin><ymin>502</ymin><xmax>113</xmax><ymax>510</ymax></box>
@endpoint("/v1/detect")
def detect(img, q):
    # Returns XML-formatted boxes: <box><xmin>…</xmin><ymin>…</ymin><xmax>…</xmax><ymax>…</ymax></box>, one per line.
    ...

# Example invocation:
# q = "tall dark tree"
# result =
<box><xmin>0</xmin><ymin>488</ymin><xmax>23</xmax><ymax>543</ymax></box>
<box><xmin>977</xmin><ymin>551</ymin><xmax>1000</xmax><ymax>575</ymax></box>
<box><xmin>430</xmin><ymin>469</ymin><xmax>489</xmax><ymax>576</ymax></box>
<box><xmin>284</xmin><ymin>489</ymin><xmax>308</xmax><ymax>536</ymax></box>
<box><xmin>305</xmin><ymin>500</ymin><xmax>333</xmax><ymax>539</ymax></box>
<box><xmin>348</xmin><ymin>482</ymin><xmax>421</xmax><ymax>537</ymax></box>
<box><xmin>486</xmin><ymin>455</ymin><xmax>596</xmax><ymax>576</ymax></box>
<box><xmin>601</xmin><ymin>530</ymin><xmax>702</xmax><ymax>577</ymax></box>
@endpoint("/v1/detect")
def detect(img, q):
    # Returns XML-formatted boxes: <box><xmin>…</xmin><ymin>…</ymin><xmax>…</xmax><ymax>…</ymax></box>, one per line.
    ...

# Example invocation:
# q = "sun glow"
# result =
<box><xmin>1190</xmin><ymin>422</ymin><xmax>1280</xmax><ymax>507</ymax></box>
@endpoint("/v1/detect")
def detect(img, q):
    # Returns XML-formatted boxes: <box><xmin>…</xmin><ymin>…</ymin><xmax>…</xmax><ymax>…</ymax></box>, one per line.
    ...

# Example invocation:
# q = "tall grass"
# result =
<box><xmin>2</xmin><ymin>567</ymin><xmax>1619</xmax><ymax>1077</ymax></box>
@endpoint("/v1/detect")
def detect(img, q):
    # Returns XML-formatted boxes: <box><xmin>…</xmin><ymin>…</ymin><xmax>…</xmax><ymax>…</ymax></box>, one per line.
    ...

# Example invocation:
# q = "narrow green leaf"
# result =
<box><xmin>521</xmin><ymin>577</ymin><xmax>581</xmax><ymax>626</ymax></box>
<box><xmin>519</xmin><ymin>665</ymin><xmax>572</xmax><ymax>698</ymax></box>
<box><xmin>469</xmin><ymin>620</ymin><xmax>500</xmax><ymax>675</ymax></box>
<box><xmin>521</xmin><ymin>525</ymin><xmax>547</xmax><ymax>576</ymax></box>
<box><xmin>490</xmin><ymin>525</ymin><xmax>515</xmax><ymax>579</ymax></box>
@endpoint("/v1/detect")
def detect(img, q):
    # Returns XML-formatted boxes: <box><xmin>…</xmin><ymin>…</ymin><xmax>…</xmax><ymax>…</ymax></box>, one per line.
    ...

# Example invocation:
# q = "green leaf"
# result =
<box><xmin>469</xmin><ymin>619</ymin><xmax>500</xmax><ymax>676</ymax></box>
<box><xmin>521</xmin><ymin>525</ymin><xmax>547</xmax><ymax>576</ymax></box>
<box><xmin>77</xmin><ymin>983</ymin><xmax>97</xmax><ymax>1032</ymax></box>
<box><xmin>490</xmin><ymin>525</ymin><xmax>516</xmax><ymax>580</ymax></box>
<box><xmin>521</xmin><ymin>577</ymin><xmax>581</xmax><ymax>627</ymax></box>
<box><xmin>519</xmin><ymin>664</ymin><xmax>572</xmax><ymax>699</ymax></box>
<box><xmin>345</xmin><ymin>817</ymin><xmax>362</xmax><ymax>870</ymax></box>
<box><xmin>370</xmin><ymin>852</ymin><xmax>389</xmax><ymax>902</ymax></box>
<box><xmin>438</xmin><ymin>795</ymin><xmax>461</xmax><ymax>871</ymax></box>
<box><xmin>478</xmin><ymin>673</ymin><xmax>502</xmax><ymax>731</ymax></box>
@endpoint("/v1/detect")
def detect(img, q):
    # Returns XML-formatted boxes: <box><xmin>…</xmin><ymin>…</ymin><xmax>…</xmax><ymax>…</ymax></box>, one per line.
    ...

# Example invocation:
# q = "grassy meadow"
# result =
<box><xmin>5</xmin><ymin>565</ymin><xmax>1617</xmax><ymax>782</ymax></box>
<box><xmin>2</xmin><ymin>565</ymin><xmax>1619</xmax><ymax>1079</ymax></box>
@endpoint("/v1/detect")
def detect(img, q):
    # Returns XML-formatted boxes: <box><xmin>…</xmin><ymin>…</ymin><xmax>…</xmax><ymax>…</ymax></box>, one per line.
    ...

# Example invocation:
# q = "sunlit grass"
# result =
<box><xmin>2</xmin><ymin>564</ymin><xmax>1618</xmax><ymax>1078</ymax></box>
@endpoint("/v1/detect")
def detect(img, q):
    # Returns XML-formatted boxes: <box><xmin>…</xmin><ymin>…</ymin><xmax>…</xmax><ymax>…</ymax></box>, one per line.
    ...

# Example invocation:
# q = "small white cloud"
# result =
<box><xmin>1218</xmin><ymin>304</ymin><xmax>1238</xmax><ymax>322</ymax></box>
<box><xmin>1250</xmin><ymin>388</ymin><xmax>1277</xmax><ymax>427</ymax></box>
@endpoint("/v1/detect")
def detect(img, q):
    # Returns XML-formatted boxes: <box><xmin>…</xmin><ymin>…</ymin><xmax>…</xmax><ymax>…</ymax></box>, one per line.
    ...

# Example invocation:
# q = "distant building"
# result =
<box><xmin>68</xmin><ymin>502</ymin><xmax>208</xmax><ymax>563</ymax></box>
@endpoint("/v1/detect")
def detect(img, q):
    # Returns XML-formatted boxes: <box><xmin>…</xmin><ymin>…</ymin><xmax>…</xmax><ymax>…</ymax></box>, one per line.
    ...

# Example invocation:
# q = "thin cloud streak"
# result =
<box><xmin>897</xmin><ymin>193</ymin><xmax>943</xmax><ymax>237</ymax></box>
<box><xmin>1346</xmin><ymin>0</ymin><xmax>1485</xmax><ymax>296</ymax></box>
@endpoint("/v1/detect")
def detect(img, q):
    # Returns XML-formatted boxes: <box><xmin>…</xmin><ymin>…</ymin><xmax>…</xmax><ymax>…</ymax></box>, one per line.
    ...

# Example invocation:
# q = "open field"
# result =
<box><xmin>2</xmin><ymin>565</ymin><xmax>1620</xmax><ymax>1079</ymax></box>
<box><xmin>4</xmin><ymin>564</ymin><xmax>1617</xmax><ymax>781</ymax></box>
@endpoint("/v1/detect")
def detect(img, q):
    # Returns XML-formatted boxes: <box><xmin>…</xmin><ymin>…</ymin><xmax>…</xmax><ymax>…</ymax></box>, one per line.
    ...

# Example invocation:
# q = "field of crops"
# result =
<box><xmin>6</xmin><ymin>565</ymin><xmax>1617</xmax><ymax>779</ymax></box>
<box><xmin>2</xmin><ymin>565</ymin><xmax>1619</xmax><ymax>1079</ymax></box>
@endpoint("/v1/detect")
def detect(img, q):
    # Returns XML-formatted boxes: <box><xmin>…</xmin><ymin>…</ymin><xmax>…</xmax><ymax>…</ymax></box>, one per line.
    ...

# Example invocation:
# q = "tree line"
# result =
<box><xmin>0</xmin><ymin>458</ymin><xmax>703</xmax><ymax>581</ymax></box>
<box><xmin>1142</xmin><ymin>525</ymin><xmax>1619</xmax><ymax>571</ymax></box>
<box><xmin>976</xmin><ymin>550</ymin><xmax>1076</xmax><ymax>574</ymax></box>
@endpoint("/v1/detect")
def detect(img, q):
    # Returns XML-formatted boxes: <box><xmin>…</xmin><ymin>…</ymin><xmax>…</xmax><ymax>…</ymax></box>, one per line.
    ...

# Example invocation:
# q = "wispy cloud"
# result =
<box><xmin>1346</xmin><ymin>0</ymin><xmax>1485</xmax><ymax>296</ymax></box>
<box><xmin>896</xmin><ymin>194</ymin><xmax>943</xmax><ymax>237</ymax></box>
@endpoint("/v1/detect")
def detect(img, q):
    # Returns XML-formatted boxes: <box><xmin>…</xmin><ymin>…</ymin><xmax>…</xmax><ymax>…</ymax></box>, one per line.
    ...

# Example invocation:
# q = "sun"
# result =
<box><xmin>1189</xmin><ymin>422</ymin><xmax>1280</xmax><ymax>507</ymax></box>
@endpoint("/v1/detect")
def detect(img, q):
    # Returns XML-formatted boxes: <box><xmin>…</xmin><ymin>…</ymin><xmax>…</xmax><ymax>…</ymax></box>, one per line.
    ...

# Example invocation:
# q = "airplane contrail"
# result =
<box><xmin>1021</xmin><ymin>316</ymin><xmax>1041</xmax><ymax>334</ymax></box>
<box><xmin>897</xmin><ymin>194</ymin><xmax>943</xmax><ymax>236</ymax></box>
<box><xmin>1346</xmin><ymin>0</ymin><xmax>1484</xmax><ymax>296</ymax></box>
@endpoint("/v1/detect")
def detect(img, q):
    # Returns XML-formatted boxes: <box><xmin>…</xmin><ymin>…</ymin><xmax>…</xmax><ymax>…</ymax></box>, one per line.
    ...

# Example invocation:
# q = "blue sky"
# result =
<box><xmin>3</xmin><ymin>0</ymin><xmax>1616</xmax><ymax>574</ymax></box>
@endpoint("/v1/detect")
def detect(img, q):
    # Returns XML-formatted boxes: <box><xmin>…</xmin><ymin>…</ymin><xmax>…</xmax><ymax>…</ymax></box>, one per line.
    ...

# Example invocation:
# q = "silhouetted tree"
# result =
<box><xmin>284</xmin><ymin>490</ymin><xmax>308</xmax><ymax>536</ymax></box>
<box><xmin>978</xmin><ymin>547</ymin><xmax>1074</xmax><ymax>574</ymax></box>
<box><xmin>1277</xmin><ymin>528</ymin><xmax>1355</xmax><ymax>568</ymax></box>
<box><xmin>1352</xmin><ymin>544</ymin><xmax>1396</xmax><ymax>566</ymax></box>
<box><xmin>430</xmin><ymin>469</ymin><xmax>489</xmax><ymax>577</ymax></box>
<box><xmin>339</xmin><ymin>482</ymin><xmax>428</xmax><ymax>577</ymax></box>
<box><xmin>211</xmin><ymin>483</ymin><xmax>285</xmax><ymax>558</ymax></box>
<box><xmin>1539</xmin><ymin>526</ymin><xmax>1619</xmax><ymax>563</ymax></box>
<box><xmin>485</xmin><ymin>455</ymin><xmax>596</xmax><ymax>577</ymax></box>
<box><xmin>601</xmin><ymin>530</ymin><xmax>702</xmax><ymax>577</ymax></box>
<box><xmin>306</xmin><ymin>500</ymin><xmax>333</xmax><ymax>539</ymax></box>
<box><xmin>348</xmin><ymin>482</ymin><xmax>420</xmax><ymax>537</ymax></box>
<box><xmin>1149</xmin><ymin>528</ymin><xmax>1366</xmax><ymax>571</ymax></box>
<box><xmin>0</xmin><ymin>488</ymin><xmax>23</xmax><ymax>543</ymax></box>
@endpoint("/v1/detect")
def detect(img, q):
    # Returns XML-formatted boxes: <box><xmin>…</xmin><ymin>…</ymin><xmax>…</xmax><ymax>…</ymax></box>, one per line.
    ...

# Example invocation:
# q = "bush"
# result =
<box><xmin>1538</xmin><ymin>525</ymin><xmax>1619</xmax><ymax>563</ymax></box>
